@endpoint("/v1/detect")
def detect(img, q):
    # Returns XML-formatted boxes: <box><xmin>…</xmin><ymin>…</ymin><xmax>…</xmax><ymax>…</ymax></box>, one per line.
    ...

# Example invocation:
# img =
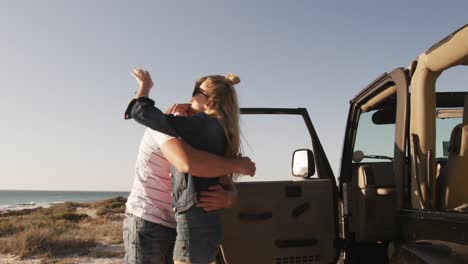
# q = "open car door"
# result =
<box><xmin>219</xmin><ymin>108</ymin><xmax>340</xmax><ymax>264</ymax></box>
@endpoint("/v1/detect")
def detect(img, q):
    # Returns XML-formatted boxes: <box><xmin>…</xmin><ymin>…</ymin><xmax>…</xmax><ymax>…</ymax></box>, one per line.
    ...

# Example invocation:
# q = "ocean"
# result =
<box><xmin>0</xmin><ymin>190</ymin><xmax>130</xmax><ymax>211</ymax></box>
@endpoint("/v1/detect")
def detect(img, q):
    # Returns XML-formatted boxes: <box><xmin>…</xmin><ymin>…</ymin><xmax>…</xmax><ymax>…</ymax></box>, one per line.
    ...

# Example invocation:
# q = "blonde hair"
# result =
<box><xmin>194</xmin><ymin>73</ymin><xmax>242</xmax><ymax>184</ymax></box>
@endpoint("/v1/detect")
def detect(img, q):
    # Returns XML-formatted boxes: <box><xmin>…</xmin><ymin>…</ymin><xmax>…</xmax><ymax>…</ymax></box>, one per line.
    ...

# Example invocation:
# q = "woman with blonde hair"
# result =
<box><xmin>128</xmin><ymin>69</ymin><xmax>247</xmax><ymax>264</ymax></box>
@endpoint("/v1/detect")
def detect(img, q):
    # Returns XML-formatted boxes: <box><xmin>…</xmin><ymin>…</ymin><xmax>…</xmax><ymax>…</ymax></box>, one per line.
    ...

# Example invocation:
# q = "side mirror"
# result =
<box><xmin>292</xmin><ymin>149</ymin><xmax>315</xmax><ymax>178</ymax></box>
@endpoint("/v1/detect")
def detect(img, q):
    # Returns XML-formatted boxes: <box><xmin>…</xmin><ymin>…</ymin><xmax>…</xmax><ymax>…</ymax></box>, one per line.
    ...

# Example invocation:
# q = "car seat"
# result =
<box><xmin>437</xmin><ymin>95</ymin><xmax>468</xmax><ymax>210</ymax></box>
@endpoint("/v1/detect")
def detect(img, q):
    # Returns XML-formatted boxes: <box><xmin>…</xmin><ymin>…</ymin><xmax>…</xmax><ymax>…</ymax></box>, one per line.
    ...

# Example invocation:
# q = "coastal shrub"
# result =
<box><xmin>96</xmin><ymin>205</ymin><xmax>125</xmax><ymax>216</ymax></box>
<box><xmin>113</xmin><ymin>203</ymin><xmax>126</xmax><ymax>212</ymax></box>
<box><xmin>0</xmin><ymin>218</ymin><xmax>25</xmax><ymax>236</ymax></box>
<box><xmin>0</xmin><ymin>196</ymin><xmax>126</xmax><ymax>260</ymax></box>
<box><xmin>34</xmin><ymin>204</ymin><xmax>76</xmax><ymax>219</ymax></box>
<box><xmin>45</xmin><ymin>235</ymin><xmax>97</xmax><ymax>257</ymax></box>
<box><xmin>89</xmin><ymin>246</ymin><xmax>125</xmax><ymax>258</ymax></box>
<box><xmin>0</xmin><ymin>225</ymin><xmax>97</xmax><ymax>257</ymax></box>
<box><xmin>28</xmin><ymin>220</ymin><xmax>74</xmax><ymax>234</ymax></box>
<box><xmin>55</xmin><ymin>213</ymin><xmax>90</xmax><ymax>222</ymax></box>
<box><xmin>0</xmin><ymin>208</ymin><xmax>36</xmax><ymax>217</ymax></box>
<box><xmin>88</xmin><ymin>220</ymin><xmax>123</xmax><ymax>244</ymax></box>
<box><xmin>50</xmin><ymin>203</ymin><xmax>78</xmax><ymax>213</ymax></box>
<box><xmin>29</xmin><ymin>228</ymin><xmax>68</xmax><ymax>255</ymax></box>
<box><xmin>1</xmin><ymin>226</ymin><xmax>55</xmax><ymax>256</ymax></box>
<box><xmin>63</xmin><ymin>201</ymin><xmax>87</xmax><ymax>208</ymax></box>
<box><xmin>96</xmin><ymin>207</ymin><xmax>111</xmax><ymax>216</ymax></box>
<box><xmin>104</xmin><ymin>213</ymin><xmax>125</xmax><ymax>221</ymax></box>
<box><xmin>109</xmin><ymin>202</ymin><xmax>124</xmax><ymax>209</ymax></box>
<box><xmin>90</xmin><ymin>196</ymin><xmax>126</xmax><ymax>209</ymax></box>
<box><xmin>111</xmin><ymin>196</ymin><xmax>127</xmax><ymax>203</ymax></box>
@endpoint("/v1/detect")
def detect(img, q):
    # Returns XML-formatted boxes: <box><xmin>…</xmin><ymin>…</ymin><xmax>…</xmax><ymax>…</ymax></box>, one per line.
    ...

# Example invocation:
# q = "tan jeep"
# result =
<box><xmin>220</xmin><ymin>25</ymin><xmax>468</xmax><ymax>264</ymax></box>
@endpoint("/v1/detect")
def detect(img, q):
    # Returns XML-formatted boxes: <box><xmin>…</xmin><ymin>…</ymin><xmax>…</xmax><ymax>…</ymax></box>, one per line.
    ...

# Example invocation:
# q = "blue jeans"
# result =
<box><xmin>173</xmin><ymin>206</ymin><xmax>222</xmax><ymax>264</ymax></box>
<box><xmin>123</xmin><ymin>211</ymin><xmax>176</xmax><ymax>264</ymax></box>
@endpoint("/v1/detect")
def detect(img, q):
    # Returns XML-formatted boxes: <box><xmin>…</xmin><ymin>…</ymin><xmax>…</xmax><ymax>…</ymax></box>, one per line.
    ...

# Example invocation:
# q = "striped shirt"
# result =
<box><xmin>126</xmin><ymin>104</ymin><xmax>193</xmax><ymax>228</ymax></box>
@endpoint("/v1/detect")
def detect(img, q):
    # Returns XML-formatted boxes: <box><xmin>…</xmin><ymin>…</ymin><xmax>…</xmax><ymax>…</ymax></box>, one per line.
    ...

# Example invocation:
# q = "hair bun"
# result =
<box><xmin>225</xmin><ymin>73</ymin><xmax>240</xmax><ymax>85</ymax></box>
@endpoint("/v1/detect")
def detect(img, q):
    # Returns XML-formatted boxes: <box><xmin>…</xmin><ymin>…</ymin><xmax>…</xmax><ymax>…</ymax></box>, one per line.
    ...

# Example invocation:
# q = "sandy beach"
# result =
<box><xmin>0</xmin><ymin>253</ymin><xmax>124</xmax><ymax>264</ymax></box>
<box><xmin>0</xmin><ymin>197</ymin><xmax>126</xmax><ymax>264</ymax></box>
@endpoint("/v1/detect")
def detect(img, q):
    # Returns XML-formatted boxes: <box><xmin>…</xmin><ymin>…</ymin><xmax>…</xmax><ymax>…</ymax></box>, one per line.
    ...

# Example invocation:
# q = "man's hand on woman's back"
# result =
<box><xmin>196</xmin><ymin>185</ymin><xmax>237</xmax><ymax>211</ymax></box>
<box><xmin>234</xmin><ymin>156</ymin><xmax>256</xmax><ymax>176</ymax></box>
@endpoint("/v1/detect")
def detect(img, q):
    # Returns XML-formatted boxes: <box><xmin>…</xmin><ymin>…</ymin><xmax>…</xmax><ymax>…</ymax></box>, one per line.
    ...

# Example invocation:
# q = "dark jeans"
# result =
<box><xmin>123</xmin><ymin>211</ymin><xmax>177</xmax><ymax>264</ymax></box>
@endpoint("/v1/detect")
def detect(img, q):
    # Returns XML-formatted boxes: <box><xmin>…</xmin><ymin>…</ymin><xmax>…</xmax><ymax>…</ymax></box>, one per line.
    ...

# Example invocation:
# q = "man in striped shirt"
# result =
<box><xmin>124</xmin><ymin>103</ymin><xmax>255</xmax><ymax>264</ymax></box>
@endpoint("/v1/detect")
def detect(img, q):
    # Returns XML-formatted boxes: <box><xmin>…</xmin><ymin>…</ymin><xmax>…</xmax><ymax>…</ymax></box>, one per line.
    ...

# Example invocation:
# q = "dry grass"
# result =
<box><xmin>0</xmin><ymin>196</ymin><xmax>126</xmax><ymax>260</ymax></box>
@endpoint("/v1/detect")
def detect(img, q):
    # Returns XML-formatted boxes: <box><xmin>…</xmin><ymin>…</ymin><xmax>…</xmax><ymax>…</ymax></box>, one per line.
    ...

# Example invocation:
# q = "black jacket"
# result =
<box><xmin>125</xmin><ymin>97</ymin><xmax>226</xmax><ymax>213</ymax></box>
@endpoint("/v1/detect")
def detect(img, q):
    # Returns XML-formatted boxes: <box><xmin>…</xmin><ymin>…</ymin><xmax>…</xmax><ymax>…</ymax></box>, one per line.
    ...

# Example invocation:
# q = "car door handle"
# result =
<box><xmin>275</xmin><ymin>238</ymin><xmax>317</xmax><ymax>248</ymax></box>
<box><xmin>239</xmin><ymin>212</ymin><xmax>272</xmax><ymax>221</ymax></box>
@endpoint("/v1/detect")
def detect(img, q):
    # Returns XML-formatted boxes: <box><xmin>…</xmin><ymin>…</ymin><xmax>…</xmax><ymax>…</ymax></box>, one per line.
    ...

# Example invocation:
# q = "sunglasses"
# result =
<box><xmin>192</xmin><ymin>87</ymin><xmax>209</xmax><ymax>98</ymax></box>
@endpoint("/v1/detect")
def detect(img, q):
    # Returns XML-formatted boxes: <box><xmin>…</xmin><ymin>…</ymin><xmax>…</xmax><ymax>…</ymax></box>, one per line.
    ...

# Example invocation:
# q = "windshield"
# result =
<box><xmin>353</xmin><ymin>107</ymin><xmax>462</xmax><ymax>163</ymax></box>
<box><xmin>353</xmin><ymin>109</ymin><xmax>395</xmax><ymax>163</ymax></box>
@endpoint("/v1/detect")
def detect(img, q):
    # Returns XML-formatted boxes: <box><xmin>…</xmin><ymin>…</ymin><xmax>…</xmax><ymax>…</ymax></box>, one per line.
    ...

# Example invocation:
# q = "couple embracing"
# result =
<box><xmin>124</xmin><ymin>69</ymin><xmax>256</xmax><ymax>264</ymax></box>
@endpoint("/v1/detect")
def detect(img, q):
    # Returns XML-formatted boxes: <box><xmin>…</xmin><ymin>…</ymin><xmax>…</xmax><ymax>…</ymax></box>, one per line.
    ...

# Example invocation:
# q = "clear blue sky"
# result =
<box><xmin>1</xmin><ymin>1</ymin><xmax>467</xmax><ymax>191</ymax></box>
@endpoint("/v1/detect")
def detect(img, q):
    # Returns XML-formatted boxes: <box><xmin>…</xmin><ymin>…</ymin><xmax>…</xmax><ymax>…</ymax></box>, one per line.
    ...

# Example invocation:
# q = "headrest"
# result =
<box><xmin>464</xmin><ymin>95</ymin><xmax>468</xmax><ymax>123</ymax></box>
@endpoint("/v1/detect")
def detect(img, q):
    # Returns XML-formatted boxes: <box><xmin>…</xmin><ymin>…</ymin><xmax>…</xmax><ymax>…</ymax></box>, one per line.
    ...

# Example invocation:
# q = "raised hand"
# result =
<box><xmin>131</xmin><ymin>68</ymin><xmax>153</xmax><ymax>97</ymax></box>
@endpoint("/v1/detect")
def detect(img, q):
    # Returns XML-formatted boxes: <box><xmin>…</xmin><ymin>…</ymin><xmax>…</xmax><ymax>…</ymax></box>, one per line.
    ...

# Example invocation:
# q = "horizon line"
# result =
<box><xmin>0</xmin><ymin>189</ymin><xmax>130</xmax><ymax>193</ymax></box>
